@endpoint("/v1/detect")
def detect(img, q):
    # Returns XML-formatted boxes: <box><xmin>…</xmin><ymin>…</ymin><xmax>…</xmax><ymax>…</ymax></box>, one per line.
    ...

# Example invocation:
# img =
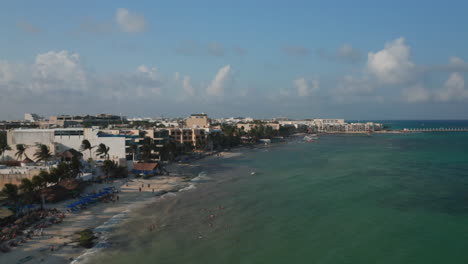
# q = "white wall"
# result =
<box><xmin>4</xmin><ymin>129</ymin><xmax>127</xmax><ymax>163</ymax></box>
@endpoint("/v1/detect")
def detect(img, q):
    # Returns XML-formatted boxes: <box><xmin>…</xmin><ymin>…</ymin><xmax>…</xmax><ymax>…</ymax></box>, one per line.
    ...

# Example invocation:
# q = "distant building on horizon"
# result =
<box><xmin>185</xmin><ymin>113</ymin><xmax>210</xmax><ymax>129</ymax></box>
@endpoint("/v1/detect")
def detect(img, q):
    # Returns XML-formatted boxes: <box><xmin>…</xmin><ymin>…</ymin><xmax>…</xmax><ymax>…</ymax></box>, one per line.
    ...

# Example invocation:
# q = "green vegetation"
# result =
<box><xmin>0</xmin><ymin>131</ymin><xmax>11</xmax><ymax>161</ymax></box>
<box><xmin>15</xmin><ymin>144</ymin><xmax>28</xmax><ymax>161</ymax></box>
<box><xmin>140</xmin><ymin>137</ymin><xmax>154</xmax><ymax>161</ymax></box>
<box><xmin>101</xmin><ymin>160</ymin><xmax>128</xmax><ymax>179</ymax></box>
<box><xmin>75</xmin><ymin>229</ymin><xmax>97</xmax><ymax>248</ymax></box>
<box><xmin>0</xmin><ymin>131</ymin><xmax>6</xmax><ymax>146</ymax></box>
<box><xmin>80</xmin><ymin>139</ymin><xmax>94</xmax><ymax>160</ymax></box>
<box><xmin>33</xmin><ymin>144</ymin><xmax>52</xmax><ymax>163</ymax></box>
<box><xmin>206</xmin><ymin>124</ymin><xmax>299</xmax><ymax>151</ymax></box>
<box><xmin>95</xmin><ymin>143</ymin><xmax>110</xmax><ymax>160</ymax></box>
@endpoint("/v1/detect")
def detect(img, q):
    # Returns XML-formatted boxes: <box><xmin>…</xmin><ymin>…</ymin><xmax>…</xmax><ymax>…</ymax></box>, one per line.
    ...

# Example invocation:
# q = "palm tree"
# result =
<box><xmin>102</xmin><ymin>160</ymin><xmax>117</xmax><ymax>180</ymax></box>
<box><xmin>95</xmin><ymin>143</ymin><xmax>110</xmax><ymax>160</ymax></box>
<box><xmin>80</xmin><ymin>140</ymin><xmax>94</xmax><ymax>160</ymax></box>
<box><xmin>31</xmin><ymin>175</ymin><xmax>46</xmax><ymax>190</ymax></box>
<box><xmin>140</xmin><ymin>137</ymin><xmax>154</xmax><ymax>161</ymax></box>
<box><xmin>15</xmin><ymin>144</ymin><xmax>28</xmax><ymax>161</ymax></box>
<box><xmin>0</xmin><ymin>143</ymin><xmax>12</xmax><ymax>161</ymax></box>
<box><xmin>160</xmin><ymin>141</ymin><xmax>177</xmax><ymax>161</ymax></box>
<box><xmin>1</xmin><ymin>183</ymin><xmax>19</xmax><ymax>208</ymax></box>
<box><xmin>19</xmin><ymin>178</ymin><xmax>34</xmax><ymax>193</ymax></box>
<box><xmin>34</xmin><ymin>144</ymin><xmax>52</xmax><ymax>163</ymax></box>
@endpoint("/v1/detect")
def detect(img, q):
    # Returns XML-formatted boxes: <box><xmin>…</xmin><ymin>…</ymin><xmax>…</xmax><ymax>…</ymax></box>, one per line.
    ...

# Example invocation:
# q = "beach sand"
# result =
<box><xmin>0</xmin><ymin>166</ymin><xmax>197</xmax><ymax>264</ymax></box>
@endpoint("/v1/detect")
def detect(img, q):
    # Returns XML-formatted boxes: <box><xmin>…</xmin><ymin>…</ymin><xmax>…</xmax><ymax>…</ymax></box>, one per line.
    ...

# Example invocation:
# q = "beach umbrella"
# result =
<box><xmin>2</xmin><ymin>227</ymin><xmax>10</xmax><ymax>233</ymax></box>
<box><xmin>14</xmin><ymin>219</ymin><xmax>23</xmax><ymax>224</ymax></box>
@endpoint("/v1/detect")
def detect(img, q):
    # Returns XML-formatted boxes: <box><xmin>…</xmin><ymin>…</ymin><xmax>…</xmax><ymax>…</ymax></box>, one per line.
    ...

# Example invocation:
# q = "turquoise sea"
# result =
<box><xmin>91</xmin><ymin>121</ymin><xmax>468</xmax><ymax>264</ymax></box>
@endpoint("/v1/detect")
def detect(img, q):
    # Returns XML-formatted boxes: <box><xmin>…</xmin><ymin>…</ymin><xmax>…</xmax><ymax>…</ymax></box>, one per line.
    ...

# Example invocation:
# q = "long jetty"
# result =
<box><xmin>402</xmin><ymin>128</ymin><xmax>468</xmax><ymax>132</ymax></box>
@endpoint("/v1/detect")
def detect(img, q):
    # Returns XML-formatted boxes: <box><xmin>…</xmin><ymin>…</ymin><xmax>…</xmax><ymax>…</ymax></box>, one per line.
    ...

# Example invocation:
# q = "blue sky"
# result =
<box><xmin>1</xmin><ymin>0</ymin><xmax>468</xmax><ymax>120</ymax></box>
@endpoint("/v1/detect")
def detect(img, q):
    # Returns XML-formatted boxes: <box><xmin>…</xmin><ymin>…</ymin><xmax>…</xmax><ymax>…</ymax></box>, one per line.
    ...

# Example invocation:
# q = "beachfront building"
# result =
<box><xmin>312</xmin><ymin>119</ymin><xmax>346</xmax><ymax>132</ymax></box>
<box><xmin>236</xmin><ymin>122</ymin><xmax>281</xmax><ymax>132</ymax></box>
<box><xmin>4</xmin><ymin>128</ymin><xmax>138</xmax><ymax>165</ymax></box>
<box><xmin>162</xmin><ymin>128</ymin><xmax>207</xmax><ymax>147</ymax></box>
<box><xmin>185</xmin><ymin>114</ymin><xmax>210</xmax><ymax>128</ymax></box>
<box><xmin>236</xmin><ymin>123</ymin><xmax>255</xmax><ymax>132</ymax></box>
<box><xmin>345</xmin><ymin>122</ymin><xmax>383</xmax><ymax>132</ymax></box>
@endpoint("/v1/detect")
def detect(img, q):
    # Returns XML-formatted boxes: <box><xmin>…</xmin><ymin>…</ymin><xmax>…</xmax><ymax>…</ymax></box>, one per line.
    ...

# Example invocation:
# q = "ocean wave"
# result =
<box><xmin>191</xmin><ymin>171</ymin><xmax>211</xmax><ymax>183</ymax></box>
<box><xmin>161</xmin><ymin>192</ymin><xmax>177</xmax><ymax>199</ymax></box>
<box><xmin>179</xmin><ymin>184</ymin><xmax>196</xmax><ymax>192</ymax></box>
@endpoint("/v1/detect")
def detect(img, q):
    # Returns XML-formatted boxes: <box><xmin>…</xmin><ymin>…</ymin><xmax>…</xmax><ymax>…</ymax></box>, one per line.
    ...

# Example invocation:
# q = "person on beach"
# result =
<box><xmin>148</xmin><ymin>184</ymin><xmax>150</xmax><ymax>188</ymax></box>
<box><xmin>139</xmin><ymin>187</ymin><xmax>141</xmax><ymax>192</ymax></box>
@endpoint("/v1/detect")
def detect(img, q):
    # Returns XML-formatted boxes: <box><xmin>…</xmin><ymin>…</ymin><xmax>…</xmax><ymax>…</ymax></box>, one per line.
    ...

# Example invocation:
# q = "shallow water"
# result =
<box><xmin>89</xmin><ymin>129</ymin><xmax>468</xmax><ymax>264</ymax></box>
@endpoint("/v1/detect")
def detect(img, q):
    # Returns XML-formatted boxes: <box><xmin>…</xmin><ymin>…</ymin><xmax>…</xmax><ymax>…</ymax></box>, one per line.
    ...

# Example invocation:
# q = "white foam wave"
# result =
<box><xmin>178</xmin><ymin>184</ymin><xmax>196</xmax><ymax>192</ymax></box>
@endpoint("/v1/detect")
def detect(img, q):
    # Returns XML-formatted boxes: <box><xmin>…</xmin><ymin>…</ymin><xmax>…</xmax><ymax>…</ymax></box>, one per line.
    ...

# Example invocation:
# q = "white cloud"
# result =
<box><xmin>174</xmin><ymin>72</ymin><xmax>194</xmax><ymax>96</ymax></box>
<box><xmin>182</xmin><ymin>76</ymin><xmax>194</xmax><ymax>96</ymax></box>
<box><xmin>450</xmin><ymin>56</ymin><xmax>465</xmax><ymax>65</ymax></box>
<box><xmin>401</xmin><ymin>84</ymin><xmax>430</xmax><ymax>103</ymax></box>
<box><xmin>0</xmin><ymin>60</ymin><xmax>22</xmax><ymax>86</ymax></box>
<box><xmin>207</xmin><ymin>65</ymin><xmax>232</xmax><ymax>96</ymax></box>
<box><xmin>294</xmin><ymin>77</ymin><xmax>319</xmax><ymax>97</ymax></box>
<box><xmin>174</xmin><ymin>72</ymin><xmax>181</xmax><ymax>81</ymax></box>
<box><xmin>435</xmin><ymin>72</ymin><xmax>468</xmax><ymax>102</ymax></box>
<box><xmin>137</xmin><ymin>65</ymin><xmax>160</xmax><ymax>81</ymax></box>
<box><xmin>367</xmin><ymin>37</ymin><xmax>415</xmax><ymax>84</ymax></box>
<box><xmin>336</xmin><ymin>75</ymin><xmax>374</xmax><ymax>94</ymax></box>
<box><xmin>32</xmin><ymin>50</ymin><xmax>87</xmax><ymax>93</ymax></box>
<box><xmin>447</xmin><ymin>56</ymin><xmax>468</xmax><ymax>72</ymax></box>
<box><xmin>116</xmin><ymin>8</ymin><xmax>147</xmax><ymax>33</ymax></box>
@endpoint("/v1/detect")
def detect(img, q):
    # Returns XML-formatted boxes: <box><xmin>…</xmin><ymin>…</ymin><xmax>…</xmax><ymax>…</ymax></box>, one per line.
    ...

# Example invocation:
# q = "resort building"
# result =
<box><xmin>4</xmin><ymin>128</ymin><xmax>138</xmax><ymax>165</ymax></box>
<box><xmin>236</xmin><ymin>123</ymin><xmax>280</xmax><ymax>132</ymax></box>
<box><xmin>162</xmin><ymin>128</ymin><xmax>207</xmax><ymax>146</ymax></box>
<box><xmin>185</xmin><ymin>114</ymin><xmax>210</xmax><ymax>128</ymax></box>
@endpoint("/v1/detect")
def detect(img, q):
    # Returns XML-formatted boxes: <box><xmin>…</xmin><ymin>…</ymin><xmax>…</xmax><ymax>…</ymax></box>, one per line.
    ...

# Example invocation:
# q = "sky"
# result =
<box><xmin>1</xmin><ymin>0</ymin><xmax>468</xmax><ymax>120</ymax></box>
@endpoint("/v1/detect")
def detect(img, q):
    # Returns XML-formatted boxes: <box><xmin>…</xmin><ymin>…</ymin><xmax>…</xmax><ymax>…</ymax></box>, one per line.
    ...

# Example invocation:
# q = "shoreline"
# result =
<box><xmin>1</xmin><ymin>149</ymin><xmax>247</xmax><ymax>264</ymax></box>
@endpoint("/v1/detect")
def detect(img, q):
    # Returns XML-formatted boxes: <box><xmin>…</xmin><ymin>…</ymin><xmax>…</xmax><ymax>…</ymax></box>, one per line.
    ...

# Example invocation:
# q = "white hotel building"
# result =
<box><xmin>4</xmin><ymin>128</ymin><xmax>136</xmax><ymax>165</ymax></box>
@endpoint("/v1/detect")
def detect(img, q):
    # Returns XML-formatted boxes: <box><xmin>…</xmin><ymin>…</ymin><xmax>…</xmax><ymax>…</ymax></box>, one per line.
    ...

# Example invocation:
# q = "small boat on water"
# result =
<box><xmin>303</xmin><ymin>135</ymin><xmax>318</xmax><ymax>142</ymax></box>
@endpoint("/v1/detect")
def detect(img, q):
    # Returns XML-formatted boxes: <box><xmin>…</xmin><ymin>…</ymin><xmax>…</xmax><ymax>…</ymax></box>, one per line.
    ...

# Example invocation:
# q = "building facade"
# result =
<box><xmin>5</xmin><ymin>128</ymin><xmax>136</xmax><ymax>165</ymax></box>
<box><xmin>185</xmin><ymin>114</ymin><xmax>209</xmax><ymax>128</ymax></box>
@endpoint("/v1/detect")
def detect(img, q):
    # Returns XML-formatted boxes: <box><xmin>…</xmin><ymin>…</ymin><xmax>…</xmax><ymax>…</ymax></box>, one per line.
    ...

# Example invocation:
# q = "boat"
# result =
<box><xmin>303</xmin><ymin>135</ymin><xmax>316</xmax><ymax>142</ymax></box>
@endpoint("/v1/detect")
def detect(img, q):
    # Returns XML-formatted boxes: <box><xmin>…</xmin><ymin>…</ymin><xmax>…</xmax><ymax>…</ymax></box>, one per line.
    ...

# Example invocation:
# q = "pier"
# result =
<box><xmin>402</xmin><ymin>128</ymin><xmax>468</xmax><ymax>132</ymax></box>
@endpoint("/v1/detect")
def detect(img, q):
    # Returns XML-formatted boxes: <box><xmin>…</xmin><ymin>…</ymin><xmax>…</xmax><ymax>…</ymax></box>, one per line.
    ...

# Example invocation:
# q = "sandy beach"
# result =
<box><xmin>0</xmin><ymin>151</ymin><xmax>245</xmax><ymax>264</ymax></box>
